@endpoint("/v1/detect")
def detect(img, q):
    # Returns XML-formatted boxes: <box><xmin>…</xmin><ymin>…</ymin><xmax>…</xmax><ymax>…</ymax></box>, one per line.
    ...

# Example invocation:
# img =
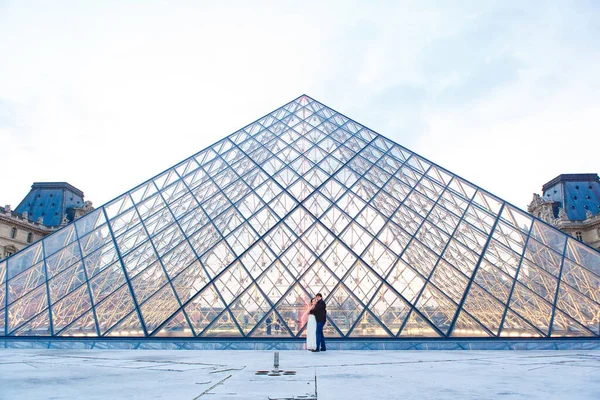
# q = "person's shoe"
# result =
<box><xmin>311</xmin><ymin>349</ymin><xmax>319</xmax><ymax>352</ymax></box>
<box><xmin>320</xmin><ymin>349</ymin><xmax>326</xmax><ymax>352</ymax></box>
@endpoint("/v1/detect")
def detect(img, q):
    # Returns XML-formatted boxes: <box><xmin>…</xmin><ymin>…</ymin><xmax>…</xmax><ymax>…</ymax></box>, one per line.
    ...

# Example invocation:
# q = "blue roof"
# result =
<box><xmin>14</xmin><ymin>182</ymin><xmax>85</xmax><ymax>227</ymax></box>
<box><xmin>541</xmin><ymin>174</ymin><xmax>600</xmax><ymax>220</ymax></box>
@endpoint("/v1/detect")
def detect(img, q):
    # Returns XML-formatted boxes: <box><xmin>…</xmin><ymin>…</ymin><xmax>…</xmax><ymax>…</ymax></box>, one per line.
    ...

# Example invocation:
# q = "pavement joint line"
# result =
<box><xmin>27</xmin><ymin>354</ymin><xmax>227</xmax><ymax>366</ymax></box>
<box><xmin>192</xmin><ymin>374</ymin><xmax>232</xmax><ymax>399</ymax></box>
<box><xmin>210</xmin><ymin>366</ymin><xmax>246</xmax><ymax>374</ymax></box>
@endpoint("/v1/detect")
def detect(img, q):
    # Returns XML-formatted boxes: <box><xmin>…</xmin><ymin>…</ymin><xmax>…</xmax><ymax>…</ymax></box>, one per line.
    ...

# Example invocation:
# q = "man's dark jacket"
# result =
<box><xmin>310</xmin><ymin>299</ymin><xmax>327</xmax><ymax>323</ymax></box>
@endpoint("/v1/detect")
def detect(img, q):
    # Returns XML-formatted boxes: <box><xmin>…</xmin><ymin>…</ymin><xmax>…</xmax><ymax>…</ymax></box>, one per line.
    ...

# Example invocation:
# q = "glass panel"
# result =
<box><xmin>82</xmin><ymin>243</ymin><xmax>119</xmax><ymax>278</ymax></box>
<box><xmin>343</xmin><ymin>261</ymin><xmax>381</xmax><ymax>305</ymax></box>
<box><xmin>74</xmin><ymin>208</ymin><xmax>106</xmax><ymax>238</ymax></box>
<box><xmin>326</xmin><ymin>285</ymin><xmax>363</xmax><ymax>336</ymax></box>
<box><xmin>7</xmin><ymin>242</ymin><xmax>43</xmax><ymax>280</ymax></box>
<box><xmin>161</xmin><ymin>241</ymin><xmax>196</xmax><ymax>280</ymax></box>
<box><xmin>399</xmin><ymin>311</ymin><xmax>441</xmax><ymax>337</ymax></box>
<box><xmin>509</xmin><ymin>283</ymin><xmax>553</xmax><ymax>335</ymax></box>
<box><xmin>321</xmin><ymin>206</ymin><xmax>352</xmax><ymax>236</ymax></box>
<box><xmin>185</xmin><ymin>284</ymin><xmax>227</xmax><ymax>335</ymax></box>
<box><xmin>230</xmin><ymin>284</ymin><xmax>271</xmax><ymax>335</ymax></box>
<box><xmin>472</xmin><ymin>190</ymin><xmax>502</xmax><ymax>216</ymax></box>
<box><xmin>104</xmin><ymin>193</ymin><xmax>134</xmax><ymax>220</ymax></box>
<box><xmin>551</xmin><ymin>309</ymin><xmax>595</xmax><ymax>337</ymax></box>
<box><xmin>483</xmin><ymin>240</ymin><xmax>521</xmax><ymax>279</ymax></box>
<box><xmin>500</xmin><ymin>309</ymin><xmax>542</xmax><ymax>338</ymax></box>
<box><xmin>430</xmin><ymin>260</ymin><xmax>470</xmax><ymax>303</ymax></box>
<box><xmin>524</xmin><ymin>238</ymin><xmax>562</xmax><ymax>277</ymax></box>
<box><xmin>105</xmin><ymin>311</ymin><xmax>144</xmax><ymax>337</ymax></box>
<box><xmin>48</xmin><ymin>262</ymin><xmax>86</xmax><ymax>303</ymax></box>
<box><xmin>363</xmin><ymin>240</ymin><xmax>398</xmax><ymax>277</ymax></box>
<box><xmin>50</xmin><ymin>285</ymin><xmax>92</xmax><ymax>332</ymax></box>
<box><xmin>94</xmin><ymin>285</ymin><xmax>136</xmax><ymax>335</ymax></box>
<box><xmin>473</xmin><ymin>259</ymin><xmax>513</xmax><ymax>304</ymax></box>
<box><xmin>516</xmin><ymin>259</ymin><xmax>558</xmax><ymax>304</ymax></box>
<box><xmin>58</xmin><ymin>310</ymin><xmax>97</xmax><ymax>337</ymax></box>
<box><xmin>11</xmin><ymin>309</ymin><xmax>51</xmax><ymax>336</ymax></box>
<box><xmin>561</xmin><ymin>258</ymin><xmax>600</xmax><ymax>303</ymax></box>
<box><xmin>555</xmin><ymin>284</ymin><xmax>600</xmax><ymax>335</ymax></box>
<box><xmin>154</xmin><ymin>310</ymin><xmax>194</xmax><ymax>337</ymax></box>
<box><xmin>340</xmin><ymin>222</ymin><xmax>373</xmax><ymax>257</ymax></box>
<box><xmin>451</xmin><ymin>310</ymin><xmax>492</xmax><ymax>337</ymax></box>
<box><xmin>462</xmin><ymin>283</ymin><xmax>506</xmax><ymax>335</ymax></box>
<box><xmin>565</xmin><ymin>238</ymin><xmax>600</xmax><ymax>275</ymax></box>
<box><xmin>416</xmin><ymin>283</ymin><xmax>458</xmax><ymax>335</ymax></box>
<box><xmin>447</xmin><ymin>177</ymin><xmax>476</xmax><ymax>200</ymax></box>
<box><xmin>387</xmin><ymin>260</ymin><xmax>426</xmax><ymax>305</ymax></box>
<box><xmin>493</xmin><ymin>221</ymin><xmax>527</xmax><ymax>254</ymax></box>
<box><xmin>369</xmin><ymin>283</ymin><xmax>411</xmax><ymax>336</ymax></box>
<box><xmin>130</xmin><ymin>261</ymin><xmax>168</xmax><ymax>304</ymax></box>
<box><xmin>443</xmin><ymin>239</ymin><xmax>479</xmax><ymax>278</ymax></box>
<box><xmin>530</xmin><ymin>220</ymin><xmax>567</xmax><ymax>254</ymax></box>
<box><xmin>0</xmin><ymin>263</ymin><xmax>5</xmax><ymax>312</ymax></box>
<box><xmin>7</xmin><ymin>261</ymin><xmax>46</xmax><ymax>304</ymax></box>
<box><xmin>122</xmin><ymin>240</ymin><xmax>157</xmax><ymax>278</ymax></box>
<box><xmin>258</xmin><ymin>260</ymin><xmax>295</xmax><ymax>304</ymax></box>
<box><xmin>213</xmin><ymin>262</ymin><xmax>252</xmax><ymax>305</ymax></box>
<box><xmin>402</xmin><ymin>240</ymin><xmax>439</xmax><ymax>278</ymax></box>
<box><xmin>43</xmin><ymin>224</ymin><xmax>76</xmax><ymax>258</ymax></box>
<box><xmin>251</xmin><ymin>310</ymin><xmax>293</xmax><ymax>337</ymax></box>
<box><xmin>45</xmin><ymin>241</ymin><xmax>82</xmax><ymax>279</ymax></box>
<box><xmin>139</xmin><ymin>285</ymin><xmax>180</xmax><ymax>334</ymax></box>
<box><xmin>79</xmin><ymin>224</ymin><xmax>112</xmax><ymax>258</ymax></box>
<box><xmin>348</xmin><ymin>309</ymin><xmax>390</xmax><ymax>337</ymax></box>
<box><xmin>88</xmin><ymin>262</ymin><xmax>127</xmax><ymax>304</ymax></box>
<box><xmin>500</xmin><ymin>205</ymin><xmax>532</xmax><ymax>234</ymax></box>
<box><xmin>202</xmin><ymin>310</ymin><xmax>243</xmax><ymax>337</ymax></box>
<box><xmin>7</xmin><ymin>285</ymin><xmax>47</xmax><ymax>333</ymax></box>
<box><xmin>301</xmin><ymin>222</ymin><xmax>334</xmax><ymax>256</ymax></box>
<box><xmin>170</xmin><ymin>260</ymin><xmax>209</xmax><ymax>303</ymax></box>
<box><xmin>271</xmin><ymin>284</ymin><xmax>310</xmax><ymax>336</ymax></box>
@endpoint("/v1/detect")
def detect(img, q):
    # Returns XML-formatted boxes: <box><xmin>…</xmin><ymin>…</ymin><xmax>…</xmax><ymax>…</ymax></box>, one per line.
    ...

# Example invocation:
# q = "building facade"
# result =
<box><xmin>0</xmin><ymin>183</ymin><xmax>93</xmax><ymax>260</ymax></box>
<box><xmin>0</xmin><ymin>205</ymin><xmax>51</xmax><ymax>259</ymax></box>
<box><xmin>528</xmin><ymin>174</ymin><xmax>600</xmax><ymax>250</ymax></box>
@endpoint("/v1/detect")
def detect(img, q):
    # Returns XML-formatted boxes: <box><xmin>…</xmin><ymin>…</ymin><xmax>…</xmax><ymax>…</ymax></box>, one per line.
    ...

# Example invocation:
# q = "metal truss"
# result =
<box><xmin>1</xmin><ymin>95</ymin><xmax>599</xmax><ymax>340</ymax></box>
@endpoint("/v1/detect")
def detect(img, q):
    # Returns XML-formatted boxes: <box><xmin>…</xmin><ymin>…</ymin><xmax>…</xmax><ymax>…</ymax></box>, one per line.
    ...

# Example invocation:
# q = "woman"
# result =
<box><xmin>306</xmin><ymin>298</ymin><xmax>317</xmax><ymax>351</ymax></box>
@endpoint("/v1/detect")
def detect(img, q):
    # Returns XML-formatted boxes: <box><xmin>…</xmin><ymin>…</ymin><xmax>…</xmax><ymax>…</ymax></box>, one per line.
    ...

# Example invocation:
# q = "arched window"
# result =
<box><xmin>575</xmin><ymin>231</ymin><xmax>583</xmax><ymax>241</ymax></box>
<box><xmin>27</xmin><ymin>232</ymin><xmax>33</xmax><ymax>243</ymax></box>
<box><xmin>10</xmin><ymin>227</ymin><xmax>17</xmax><ymax>239</ymax></box>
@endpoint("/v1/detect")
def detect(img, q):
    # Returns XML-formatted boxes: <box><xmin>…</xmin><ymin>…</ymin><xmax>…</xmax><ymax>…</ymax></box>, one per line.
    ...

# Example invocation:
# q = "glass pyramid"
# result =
<box><xmin>1</xmin><ymin>95</ymin><xmax>599</xmax><ymax>339</ymax></box>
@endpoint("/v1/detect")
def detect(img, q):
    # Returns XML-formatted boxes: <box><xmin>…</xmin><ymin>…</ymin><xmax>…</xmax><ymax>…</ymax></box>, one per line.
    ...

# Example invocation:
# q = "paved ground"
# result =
<box><xmin>1</xmin><ymin>349</ymin><xmax>599</xmax><ymax>399</ymax></box>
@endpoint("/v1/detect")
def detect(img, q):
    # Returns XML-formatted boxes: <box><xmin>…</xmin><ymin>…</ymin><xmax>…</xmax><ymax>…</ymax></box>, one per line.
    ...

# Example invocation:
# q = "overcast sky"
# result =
<box><xmin>1</xmin><ymin>1</ymin><xmax>599</xmax><ymax>212</ymax></box>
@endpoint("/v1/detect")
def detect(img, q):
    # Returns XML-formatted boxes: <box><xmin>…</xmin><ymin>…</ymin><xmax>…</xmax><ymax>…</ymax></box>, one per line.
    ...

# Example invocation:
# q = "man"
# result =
<box><xmin>310</xmin><ymin>293</ymin><xmax>327</xmax><ymax>352</ymax></box>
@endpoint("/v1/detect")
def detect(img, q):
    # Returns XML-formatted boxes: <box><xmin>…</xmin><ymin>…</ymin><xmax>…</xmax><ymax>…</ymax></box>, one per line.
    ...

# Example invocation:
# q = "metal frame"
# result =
<box><xmin>1</xmin><ymin>94</ymin><xmax>599</xmax><ymax>341</ymax></box>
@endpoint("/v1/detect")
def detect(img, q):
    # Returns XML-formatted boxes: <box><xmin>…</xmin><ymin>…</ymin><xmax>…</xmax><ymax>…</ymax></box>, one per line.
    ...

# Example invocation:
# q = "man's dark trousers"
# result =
<box><xmin>316</xmin><ymin>321</ymin><xmax>326</xmax><ymax>351</ymax></box>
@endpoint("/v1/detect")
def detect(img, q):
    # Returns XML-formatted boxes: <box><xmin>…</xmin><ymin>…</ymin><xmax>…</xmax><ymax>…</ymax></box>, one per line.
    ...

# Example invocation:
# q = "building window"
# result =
<box><xmin>10</xmin><ymin>227</ymin><xmax>16</xmax><ymax>239</ymax></box>
<box><xmin>575</xmin><ymin>231</ymin><xmax>583</xmax><ymax>241</ymax></box>
<box><xmin>27</xmin><ymin>232</ymin><xmax>33</xmax><ymax>243</ymax></box>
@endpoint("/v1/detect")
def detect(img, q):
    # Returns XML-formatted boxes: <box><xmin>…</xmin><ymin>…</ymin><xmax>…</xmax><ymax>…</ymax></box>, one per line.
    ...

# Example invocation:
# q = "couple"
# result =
<box><xmin>306</xmin><ymin>293</ymin><xmax>326</xmax><ymax>352</ymax></box>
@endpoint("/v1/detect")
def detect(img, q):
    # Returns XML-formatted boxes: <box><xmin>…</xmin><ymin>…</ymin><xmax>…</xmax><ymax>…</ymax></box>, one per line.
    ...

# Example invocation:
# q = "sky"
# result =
<box><xmin>0</xmin><ymin>0</ymin><xmax>599</xmax><ymax>212</ymax></box>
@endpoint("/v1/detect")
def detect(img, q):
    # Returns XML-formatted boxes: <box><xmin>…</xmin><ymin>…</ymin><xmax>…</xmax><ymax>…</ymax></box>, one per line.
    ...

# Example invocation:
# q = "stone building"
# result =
<box><xmin>0</xmin><ymin>182</ymin><xmax>93</xmax><ymax>260</ymax></box>
<box><xmin>528</xmin><ymin>173</ymin><xmax>600</xmax><ymax>250</ymax></box>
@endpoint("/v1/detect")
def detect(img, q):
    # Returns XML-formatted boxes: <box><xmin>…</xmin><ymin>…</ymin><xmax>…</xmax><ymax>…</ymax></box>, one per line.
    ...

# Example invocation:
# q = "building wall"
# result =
<box><xmin>529</xmin><ymin>173</ymin><xmax>600</xmax><ymax>251</ymax></box>
<box><xmin>0</xmin><ymin>210</ymin><xmax>50</xmax><ymax>260</ymax></box>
